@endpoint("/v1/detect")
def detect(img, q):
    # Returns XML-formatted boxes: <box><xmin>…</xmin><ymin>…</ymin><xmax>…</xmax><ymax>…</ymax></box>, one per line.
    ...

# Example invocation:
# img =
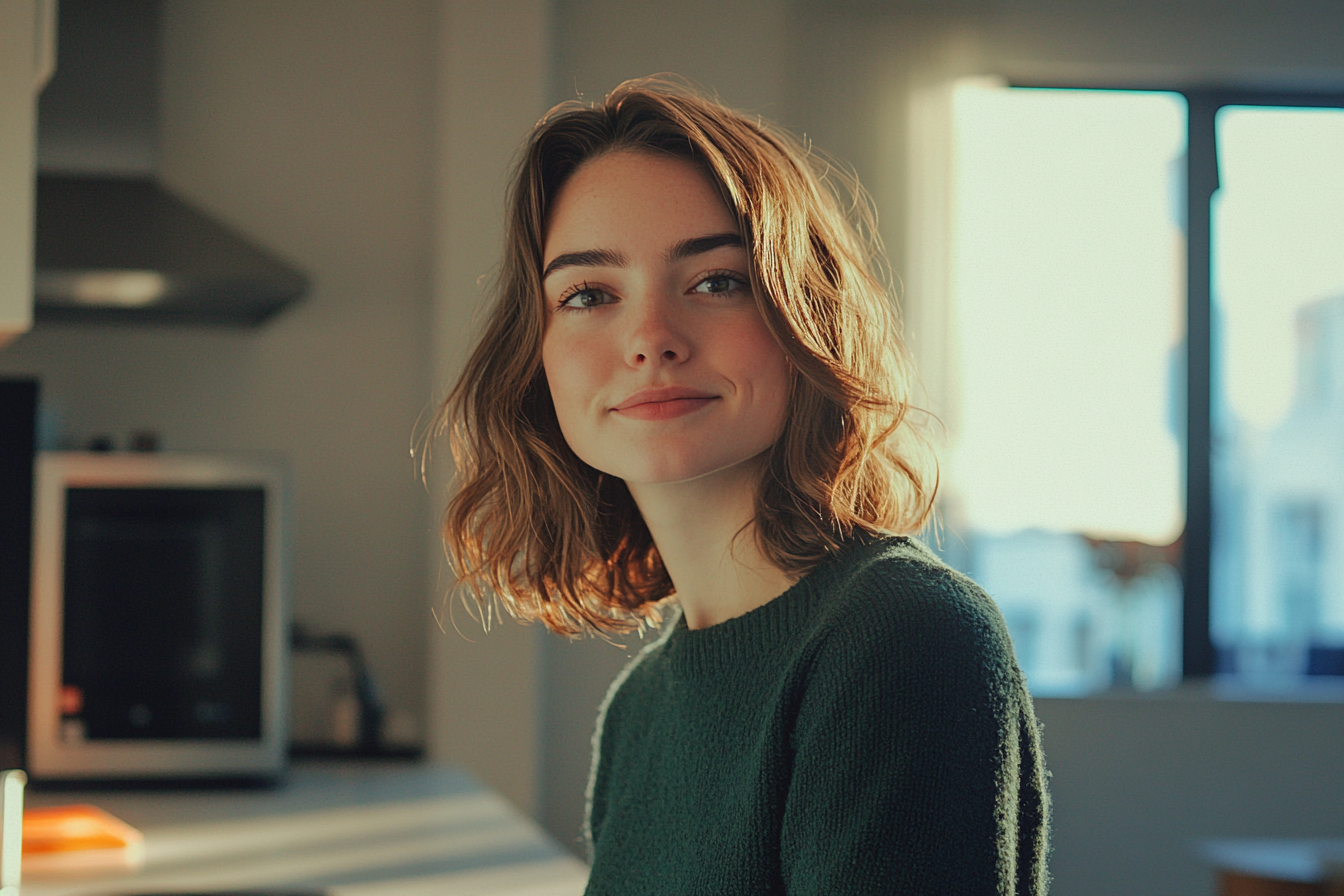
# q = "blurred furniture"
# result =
<box><xmin>22</xmin><ymin>760</ymin><xmax>587</xmax><ymax>896</ymax></box>
<box><xmin>1203</xmin><ymin>839</ymin><xmax>1344</xmax><ymax>896</ymax></box>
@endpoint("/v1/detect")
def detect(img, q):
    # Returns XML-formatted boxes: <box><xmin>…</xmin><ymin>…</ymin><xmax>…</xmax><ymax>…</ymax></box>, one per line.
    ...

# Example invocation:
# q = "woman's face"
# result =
<box><xmin>540</xmin><ymin>150</ymin><xmax>791</xmax><ymax>486</ymax></box>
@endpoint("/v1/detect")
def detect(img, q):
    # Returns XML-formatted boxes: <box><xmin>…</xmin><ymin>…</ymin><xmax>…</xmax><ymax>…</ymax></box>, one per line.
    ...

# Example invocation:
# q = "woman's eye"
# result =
<box><xmin>558</xmin><ymin>285</ymin><xmax>613</xmax><ymax>310</ymax></box>
<box><xmin>692</xmin><ymin>273</ymin><xmax>749</xmax><ymax>296</ymax></box>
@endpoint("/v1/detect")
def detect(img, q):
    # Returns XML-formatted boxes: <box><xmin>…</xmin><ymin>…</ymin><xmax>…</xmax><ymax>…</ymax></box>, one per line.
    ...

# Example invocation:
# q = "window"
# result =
<box><xmin>939</xmin><ymin>84</ymin><xmax>1344</xmax><ymax>693</ymax></box>
<box><xmin>944</xmin><ymin>85</ymin><xmax>1185</xmax><ymax>694</ymax></box>
<box><xmin>1210</xmin><ymin>104</ymin><xmax>1344</xmax><ymax>683</ymax></box>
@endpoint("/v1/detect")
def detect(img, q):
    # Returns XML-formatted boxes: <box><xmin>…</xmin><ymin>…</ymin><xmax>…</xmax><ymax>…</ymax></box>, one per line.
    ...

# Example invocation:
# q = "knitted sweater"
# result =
<box><xmin>583</xmin><ymin>536</ymin><xmax>1050</xmax><ymax>895</ymax></box>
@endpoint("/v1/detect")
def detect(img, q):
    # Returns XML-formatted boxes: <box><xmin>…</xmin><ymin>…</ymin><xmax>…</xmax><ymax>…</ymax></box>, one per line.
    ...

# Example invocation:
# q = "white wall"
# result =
<box><xmin>423</xmin><ymin>0</ymin><xmax>550</xmax><ymax>817</ymax></box>
<box><xmin>1037</xmin><ymin>691</ymin><xmax>1344</xmax><ymax>895</ymax></box>
<box><xmin>0</xmin><ymin>0</ymin><xmax>438</xmax><ymax>746</ymax></box>
<box><xmin>549</xmin><ymin>0</ymin><xmax>787</xmax><ymax>113</ymax></box>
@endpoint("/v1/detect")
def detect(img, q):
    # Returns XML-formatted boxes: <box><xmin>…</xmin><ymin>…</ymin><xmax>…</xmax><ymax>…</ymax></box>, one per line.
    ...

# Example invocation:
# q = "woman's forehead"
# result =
<box><xmin>542</xmin><ymin>151</ymin><xmax>739</xmax><ymax>262</ymax></box>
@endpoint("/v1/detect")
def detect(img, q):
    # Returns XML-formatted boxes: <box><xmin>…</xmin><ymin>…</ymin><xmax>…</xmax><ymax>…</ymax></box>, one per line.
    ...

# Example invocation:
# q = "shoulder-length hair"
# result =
<box><xmin>438</xmin><ymin>77</ymin><xmax>936</xmax><ymax>636</ymax></box>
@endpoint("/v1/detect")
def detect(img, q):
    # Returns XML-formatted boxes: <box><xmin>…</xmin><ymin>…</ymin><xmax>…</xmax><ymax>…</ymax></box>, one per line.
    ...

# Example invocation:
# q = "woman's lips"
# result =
<box><xmin>617</xmin><ymin>397</ymin><xmax>717</xmax><ymax>420</ymax></box>
<box><xmin>613</xmin><ymin>388</ymin><xmax>718</xmax><ymax>420</ymax></box>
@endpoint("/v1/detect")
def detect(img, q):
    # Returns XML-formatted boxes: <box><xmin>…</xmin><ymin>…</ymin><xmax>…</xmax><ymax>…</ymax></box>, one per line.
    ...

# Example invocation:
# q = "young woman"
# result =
<box><xmin>439</xmin><ymin>78</ymin><xmax>1049</xmax><ymax>895</ymax></box>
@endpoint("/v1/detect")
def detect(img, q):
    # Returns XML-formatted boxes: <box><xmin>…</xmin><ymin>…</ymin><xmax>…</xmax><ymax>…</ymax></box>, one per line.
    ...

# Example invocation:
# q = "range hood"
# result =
<box><xmin>35</xmin><ymin>176</ymin><xmax>307</xmax><ymax>325</ymax></box>
<box><xmin>34</xmin><ymin>0</ymin><xmax>307</xmax><ymax>325</ymax></box>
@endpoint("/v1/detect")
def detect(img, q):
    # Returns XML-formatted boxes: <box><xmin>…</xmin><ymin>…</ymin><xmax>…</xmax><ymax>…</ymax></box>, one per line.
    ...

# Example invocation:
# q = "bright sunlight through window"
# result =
<box><xmin>949</xmin><ymin>84</ymin><xmax>1186</xmax><ymax>543</ymax></box>
<box><xmin>1211</xmin><ymin>105</ymin><xmax>1344</xmax><ymax>682</ymax></box>
<box><xmin>945</xmin><ymin>84</ymin><xmax>1187</xmax><ymax>694</ymax></box>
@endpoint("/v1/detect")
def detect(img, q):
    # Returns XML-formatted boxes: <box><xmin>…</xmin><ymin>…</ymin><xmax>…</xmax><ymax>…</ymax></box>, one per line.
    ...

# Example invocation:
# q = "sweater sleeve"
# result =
<box><xmin>779</xmin><ymin>566</ymin><xmax>1050</xmax><ymax>896</ymax></box>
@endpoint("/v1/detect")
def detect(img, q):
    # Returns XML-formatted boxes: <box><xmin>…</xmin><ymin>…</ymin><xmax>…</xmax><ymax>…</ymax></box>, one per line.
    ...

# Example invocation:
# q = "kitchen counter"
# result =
<box><xmin>22</xmin><ymin>760</ymin><xmax>588</xmax><ymax>896</ymax></box>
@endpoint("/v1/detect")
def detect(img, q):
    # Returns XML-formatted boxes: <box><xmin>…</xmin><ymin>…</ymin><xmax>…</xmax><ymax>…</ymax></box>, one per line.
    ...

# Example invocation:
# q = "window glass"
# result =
<box><xmin>947</xmin><ymin>85</ymin><xmax>1187</xmax><ymax>694</ymax></box>
<box><xmin>1211</xmin><ymin>106</ymin><xmax>1344</xmax><ymax>684</ymax></box>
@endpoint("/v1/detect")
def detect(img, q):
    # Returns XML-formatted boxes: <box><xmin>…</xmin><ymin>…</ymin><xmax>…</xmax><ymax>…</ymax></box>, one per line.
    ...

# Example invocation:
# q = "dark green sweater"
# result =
<box><xmin>583</xmin><ymin>536</ymin><xmax>1050</xmax><ymax>895</ymax></box>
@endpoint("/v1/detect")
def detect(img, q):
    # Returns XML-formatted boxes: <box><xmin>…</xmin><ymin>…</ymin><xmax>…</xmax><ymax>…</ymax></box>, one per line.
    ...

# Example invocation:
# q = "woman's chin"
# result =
<box><xmin>610</xmin><ymin>454</ymin><xmax>770</xmax><ymax>491</ymax></box>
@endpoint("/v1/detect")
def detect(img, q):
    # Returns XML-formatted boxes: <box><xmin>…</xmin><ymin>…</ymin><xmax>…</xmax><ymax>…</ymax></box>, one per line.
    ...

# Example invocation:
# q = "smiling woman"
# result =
<box><xmin>435</xmin><ymin>78</ymin><xmax>1049</xmax><ymax>895</ymax></box>
<box><xmin>541</xmin><ymin>152</ymin><xmax>792</xmax><ymax>516</ymax></box>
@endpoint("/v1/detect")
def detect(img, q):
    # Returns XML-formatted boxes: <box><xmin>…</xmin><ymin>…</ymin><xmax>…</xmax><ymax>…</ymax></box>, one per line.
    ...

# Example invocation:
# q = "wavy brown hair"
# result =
<box><xmin>437</xmin><ymin>77</ymin><xmax>937</xmax><ymax>636</ymax></box>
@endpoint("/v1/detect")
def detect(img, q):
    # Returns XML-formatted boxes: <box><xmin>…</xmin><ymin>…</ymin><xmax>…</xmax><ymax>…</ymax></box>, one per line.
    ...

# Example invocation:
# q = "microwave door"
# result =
<box><xmin>61</xmin><ymin>487</ymin><xmax>265</xmax><ymax>742</ymax></box>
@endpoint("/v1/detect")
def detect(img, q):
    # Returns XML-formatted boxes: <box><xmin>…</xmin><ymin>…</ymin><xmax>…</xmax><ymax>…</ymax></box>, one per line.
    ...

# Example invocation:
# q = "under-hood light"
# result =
<box><xmin>35</xmin><ymin>176</ymin><xmax>308</xmax><ymax>325</ymax></box>
<box><xmin>38</xmin><ymin>270</ymin><xmax>170</xmax><ymax>308</ymax></box>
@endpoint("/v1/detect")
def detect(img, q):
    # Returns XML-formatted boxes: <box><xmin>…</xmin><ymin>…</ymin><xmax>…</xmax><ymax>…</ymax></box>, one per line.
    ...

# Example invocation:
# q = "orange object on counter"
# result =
<box><xmin>22</xmin><ymin>804</ymin><xmax>145</xmax><ymax>876</ymax></box>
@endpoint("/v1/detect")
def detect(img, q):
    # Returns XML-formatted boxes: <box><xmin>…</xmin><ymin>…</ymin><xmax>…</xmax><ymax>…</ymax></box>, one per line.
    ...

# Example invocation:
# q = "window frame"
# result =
<box><xmin>1001</xmin><ymin>85</ymin><xmax>1344</xmax><ymax>679</ymax></box>
<box><xmin>1182</xmin><ymin>89</ymin><xmax>1344</xmax><ymax>677</ymax></box>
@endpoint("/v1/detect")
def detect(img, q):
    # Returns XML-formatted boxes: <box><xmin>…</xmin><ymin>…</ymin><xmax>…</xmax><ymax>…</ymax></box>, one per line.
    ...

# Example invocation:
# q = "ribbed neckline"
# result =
<box><xmin>663</xmin><ymin>535</ymin><xmax>906</xmax><ymax>679</ymax></box>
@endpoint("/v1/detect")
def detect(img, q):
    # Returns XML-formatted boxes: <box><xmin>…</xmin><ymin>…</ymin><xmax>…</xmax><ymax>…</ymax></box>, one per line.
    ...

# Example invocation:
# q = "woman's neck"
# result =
<box><xmin>627</xmin><ymin>459</ymin><xmax>796</xmax><ymax>631</ymax></box>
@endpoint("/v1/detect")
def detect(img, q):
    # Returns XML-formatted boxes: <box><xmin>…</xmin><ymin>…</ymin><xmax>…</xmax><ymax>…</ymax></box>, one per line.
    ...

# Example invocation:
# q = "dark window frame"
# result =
<box><xmin>1007</xmin><ymin>83</ymin><xmax>1344</xmax><ymax>680</ymax></box>
<box><xmin>1183</xmin><ymin>89</ymin><xmax>1344</xmax><ymax>677</ymax></box>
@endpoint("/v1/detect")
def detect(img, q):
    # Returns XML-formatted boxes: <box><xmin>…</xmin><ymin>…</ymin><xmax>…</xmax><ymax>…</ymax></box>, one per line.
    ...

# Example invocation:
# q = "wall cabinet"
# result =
<box><xmin>0</xmin><ymin>0</ymin><xmax>55</xmax><ymax>347</ymax></box>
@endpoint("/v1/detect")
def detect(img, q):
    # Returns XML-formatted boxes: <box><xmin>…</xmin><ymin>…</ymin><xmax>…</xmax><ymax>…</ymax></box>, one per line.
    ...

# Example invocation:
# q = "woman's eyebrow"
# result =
<box><xmin>541</xmin><ymin>233</ymin><xmax>744</xmax><ymax>281</ymax></box>
<box><xmin>665</xmin><ymin>232</ymin><xmax>743</xmax><ymax>263</ymax></box>
<box><xmin>542</xmin><ymin>248</ymin><xmax>627</xmax><ymax>280</ymax></box>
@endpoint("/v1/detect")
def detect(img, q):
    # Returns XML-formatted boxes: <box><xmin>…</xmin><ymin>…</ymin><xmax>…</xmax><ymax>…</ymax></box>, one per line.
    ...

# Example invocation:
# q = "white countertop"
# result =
<box><xmin>22</xmin><ymin>761</ymin><xmax>588</xmax><ymax>896</ymax></box>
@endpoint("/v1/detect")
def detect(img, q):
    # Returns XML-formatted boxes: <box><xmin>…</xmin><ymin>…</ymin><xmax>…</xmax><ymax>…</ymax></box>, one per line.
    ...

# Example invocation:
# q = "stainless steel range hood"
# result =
<box><xmin>35</xmin><ymin>0</ymin><xmax>308</xmax><ymax>325</ymax></box>
<box><xmin>35</xmin><ymin>175</ymin><xmax>308</xmax><ymax>325</ymax></box>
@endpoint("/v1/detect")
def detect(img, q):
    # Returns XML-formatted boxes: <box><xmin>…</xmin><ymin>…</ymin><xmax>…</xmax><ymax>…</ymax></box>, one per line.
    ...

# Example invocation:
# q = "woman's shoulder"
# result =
<box><xmin>820</xmin><ymin>536</ymin><xmax>999</xmax><ymax>621</ymax></box>
<box><xmin>804</xmin><ymin>535</ymin><xmax>1021</xmax><ymax>688</ymax></box>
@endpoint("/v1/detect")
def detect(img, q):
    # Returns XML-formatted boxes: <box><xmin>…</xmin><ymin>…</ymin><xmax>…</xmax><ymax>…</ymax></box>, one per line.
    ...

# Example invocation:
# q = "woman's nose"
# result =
<box><xmin>626</xmin><ymin>297</ymin><xmax>690</xmax><ymax>367</ymax></box>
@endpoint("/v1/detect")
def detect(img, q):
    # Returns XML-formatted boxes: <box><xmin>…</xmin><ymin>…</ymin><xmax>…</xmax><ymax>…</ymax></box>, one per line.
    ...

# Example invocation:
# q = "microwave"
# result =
<box><xmin>26</xmin><ymin>451</ymin><xmax>290</xmax><ymax>781</ymax></box>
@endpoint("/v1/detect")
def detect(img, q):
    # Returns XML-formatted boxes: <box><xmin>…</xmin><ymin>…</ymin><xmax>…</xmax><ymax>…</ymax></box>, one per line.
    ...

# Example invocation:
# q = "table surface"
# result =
<box><xmin>1201</xmin><ymin>838</ymin><xmax>1344</xmax><ymax>884</ymax></box>
<box><xmin>21</xmin><ymin>761</ymin><xmax>589</xmax><ymax>896</ymax></box>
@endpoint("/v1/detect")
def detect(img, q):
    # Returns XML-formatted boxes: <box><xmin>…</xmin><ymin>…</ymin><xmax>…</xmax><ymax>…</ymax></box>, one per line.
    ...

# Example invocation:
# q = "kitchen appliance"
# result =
<box><xmin>26</xmin><ymin>451</ymin><xmax>289</xmax><ymax>781</ymax></box>
<box><xmin>0</xmin><ymin>380</ymin><xmax>37</xmax><ymax>772</ymax></box>
<box><xmin>34</xmin><ymin>0</ymin><xmax>308</xmax><ymax>325</ymax></box>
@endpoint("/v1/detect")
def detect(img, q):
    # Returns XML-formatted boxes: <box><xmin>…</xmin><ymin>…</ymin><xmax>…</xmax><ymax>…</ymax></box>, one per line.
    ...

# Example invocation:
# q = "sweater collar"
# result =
<box><xmin>662</xmin><ymin>535</ymin><xmax>903</xmax><ymax>678</ymax></box>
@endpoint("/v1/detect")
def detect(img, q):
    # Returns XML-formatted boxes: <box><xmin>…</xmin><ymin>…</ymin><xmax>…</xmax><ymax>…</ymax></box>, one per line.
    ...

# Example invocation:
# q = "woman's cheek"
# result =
<box><xmin>542</xmin><ymin>336</ymin><xmax>598</xmax><ymax>447</ymax></box>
